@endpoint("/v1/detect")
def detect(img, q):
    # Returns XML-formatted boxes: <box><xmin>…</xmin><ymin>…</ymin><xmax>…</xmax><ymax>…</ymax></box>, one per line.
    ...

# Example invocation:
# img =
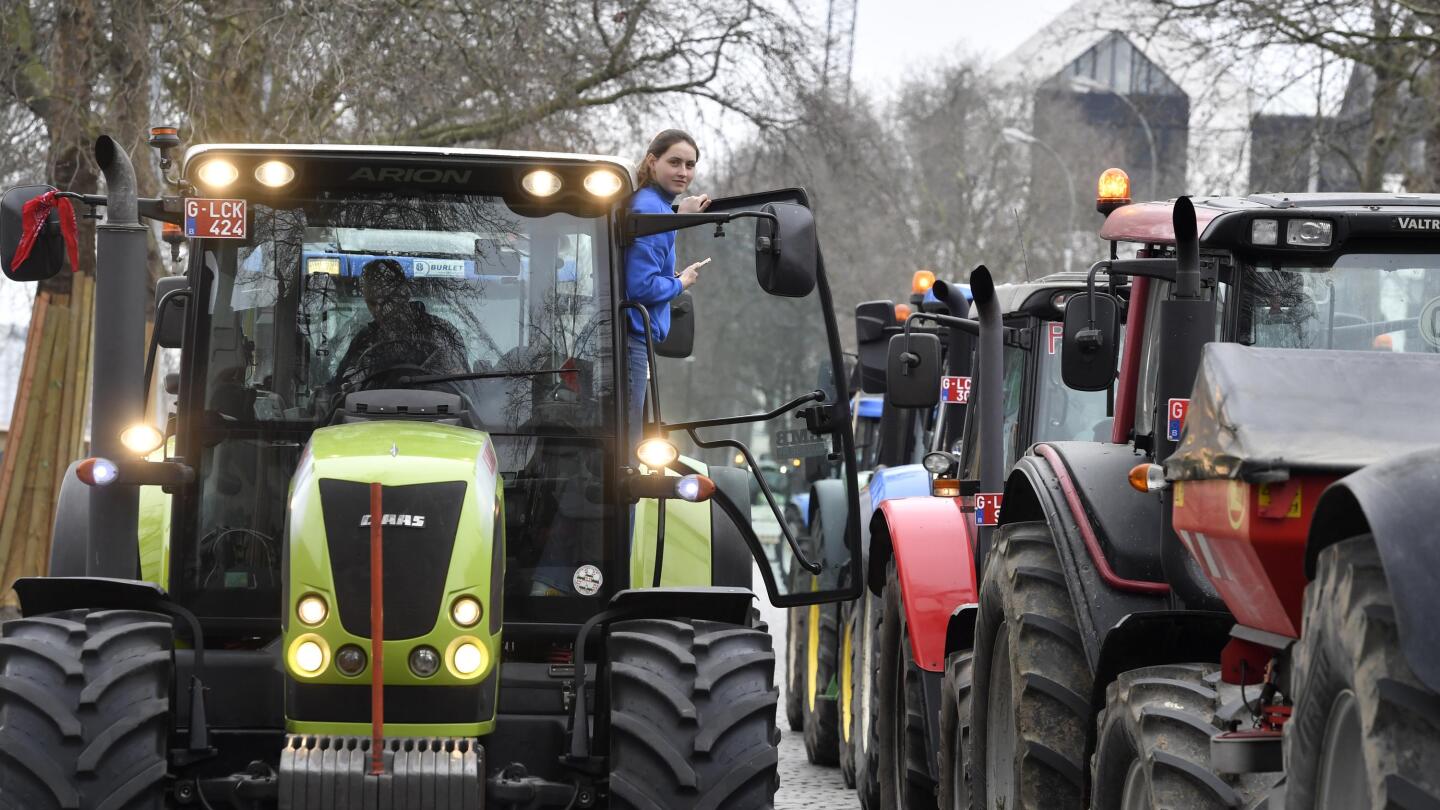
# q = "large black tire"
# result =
<box><xmin>853</xmin><ymin>588</ymin><xmax>885</xmax><ymax>809</ymax></box>
<box><xmin>785</xmin><ymin>566</ymin><xmax>808</xmax><ymax>733</ymax></box>
<box><xmin>608</xmin><ymin>617</ymin><xmax>780</xmax><ymax>809</ymax></box>
<box><xmin>801</xmin><ymin>599</ymin><xmax>841</xmax><ymax>766</ymax></box>
<box><xmin>878</xmin><ymin>559</ymin><xmax>937</xmax><ymax>810</ymax></box>
<box><xmin>1091</xmin><ymin>663</ymin><xmax>1274</xmax><ymax>809</ymax></box>
<box><xmin>1285</xmin><ymin>535</ymin><xmax>1440</xmax><ymax>809</ymax></box>
<box><xmin>838</xmin><ymin>606</ymin><xmax>858</xmax><ymax>788</ymax></box>
<box><xmin>0</xmin><ymin>609</ymin><xmax>171</xmax><ymax>810</ymax></box>
<box><xmin>937</xmin><ymin>649</ymin><xmax>973</xmax><ymax>810</ymax></box>
<box><xmin>967</xmin><ymin>521</ymin><xmax>1090</xmax><ymax>810</ymax></box>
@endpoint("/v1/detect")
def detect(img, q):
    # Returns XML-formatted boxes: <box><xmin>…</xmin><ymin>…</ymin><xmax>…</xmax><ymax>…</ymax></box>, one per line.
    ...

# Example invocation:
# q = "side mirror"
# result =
<box><xmin>1061</xmin><ymin>292</ymin><xmax>1121</xmax><ymax>391</ymax></box>
<box><xmin>655</xmin><ymin>290</ymin><xmax>695</xmax><ymax>358</ymax></box>
<box><xmin>154</xmin><ymin>276</ymin><xmax>190</xmax><ymax>349</ymax></box>
<box><xmin>855</xmin><ymin>300</ymin><xmax>897</xmax><ymax>394</ymax></box>
<box><xmin>755</xmin><ymin>202</ymin><xmax>817</xmax><ymax>298</ymax></box>
<box><xmin>1</xmin><ymin>185</ymin><xmax>69</xmax><ymax>282</ymax></box>
<box><xmin>884</xmin><ymin>333</ymin><xmax>940</xmax><ymax>408</ymax></box>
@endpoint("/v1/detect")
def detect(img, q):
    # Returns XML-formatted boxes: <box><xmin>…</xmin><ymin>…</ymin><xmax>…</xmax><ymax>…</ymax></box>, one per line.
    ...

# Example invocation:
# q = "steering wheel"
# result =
<box><xmin>338</xmin><ymin>339</ymin><xmax>447</xmax><ymax>389</ymax></box>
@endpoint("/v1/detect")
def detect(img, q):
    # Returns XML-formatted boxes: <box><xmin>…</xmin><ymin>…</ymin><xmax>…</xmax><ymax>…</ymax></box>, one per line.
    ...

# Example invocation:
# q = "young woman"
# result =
<box><xmin>624</xmin><ymin>129</ymin><xmax>711</xmax><ymax>459</ymax></box>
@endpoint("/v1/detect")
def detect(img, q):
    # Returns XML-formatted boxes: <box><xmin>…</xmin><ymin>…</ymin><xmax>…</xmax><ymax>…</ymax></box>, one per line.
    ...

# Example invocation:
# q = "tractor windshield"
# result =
<box><xmin>1237</xmin><ymin>253</ymin><xmax>1440</xmax><ymax>353</ymax></box>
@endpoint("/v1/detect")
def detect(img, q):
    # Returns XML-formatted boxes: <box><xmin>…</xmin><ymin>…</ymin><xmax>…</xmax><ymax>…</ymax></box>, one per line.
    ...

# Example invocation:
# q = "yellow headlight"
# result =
<box><xmin>447</xmin><ymin>637</ymin><xmax>489</xmax><ymax>678</ymax></box>
<box><xmin>289</xmin><ymin>635</ymin><xmax>330</xmax><ymax>677</ymax></box>
<box><xmin>196</xmin><ymin>159</ymin><xmax>239</xmax><ymax>188</ymax></box>
<box><xmin>583</xmin><ymin>170</ymin><xmax>623</xmax><ymax>197</ymax></box>
<box><xmin>451</xmin><ymin>596</ymin><xmax>482</xmax><ymax>628</ymax></box>
<box><xmin>522</xmin><ymin>170</ymin><xmax>562</xmax><ymax>197</ymax></box>
<box><xmin>636</xmin><ymin>438</ymin><xmax>678</xmax><ymax>469</ymax></box>
<box><xmin>120</xmin><ymin>424</ymin><xmax>164</xmax><ymax>455</ymax></box>
<box><xmin>297</xmin><ymin>594</ymin><xmax>328</xmax><ymax>626</ymax></box>
<box><xmin>254</xmin><ymin>160</ymin><xmax>295</xmax><ymax>187</ymax></box>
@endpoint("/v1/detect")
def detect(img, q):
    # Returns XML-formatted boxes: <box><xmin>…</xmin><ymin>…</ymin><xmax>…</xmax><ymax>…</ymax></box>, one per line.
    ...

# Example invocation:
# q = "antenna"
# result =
<box><xmin>1012</xmin><ymin>207</ymin><xmax>1033</xmax><ymax>282</ymax></box>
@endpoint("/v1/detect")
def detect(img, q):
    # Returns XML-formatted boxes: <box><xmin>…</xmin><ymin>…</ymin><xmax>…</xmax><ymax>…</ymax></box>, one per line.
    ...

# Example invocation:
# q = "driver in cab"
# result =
<box><xmin>331</xmin><ymin>258</ymin><xmax>469</xmax><ymax>391</ymax></box>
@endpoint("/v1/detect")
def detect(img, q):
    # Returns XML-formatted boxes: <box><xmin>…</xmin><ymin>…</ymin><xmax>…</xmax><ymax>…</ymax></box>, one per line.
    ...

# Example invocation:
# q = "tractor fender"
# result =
<box><xmin>868</xmin><ymin>496</ymin><xmax>976</xmax><ymax>672</ymax></box>
<box><xmin>1001</xmin><ymin>442</ymin><xmax>1171</xmax><ymax>669</ymax></box>
<box><xmin>809</xmin><ymin>478</ymin><xmax>852</xmax><ymax>591</ymax></box>
<box><xmin>48</xmin><ymin>461</ymin><xmax>91</xmax><ymax>576</ymax></box>
<box><xmin>862</xmin><ymin>463</ymin><xmax>937</xmax><ymax>595</ymax></box>
<box><xmin>1305</xmin><ymin>449</ymin><xmax>1440</xmax><ymax>693</ymax></box>
<box><xmin>708</xmin><ymin>466</ymin><xmax>755</xmax><ymax>590</ymax></box>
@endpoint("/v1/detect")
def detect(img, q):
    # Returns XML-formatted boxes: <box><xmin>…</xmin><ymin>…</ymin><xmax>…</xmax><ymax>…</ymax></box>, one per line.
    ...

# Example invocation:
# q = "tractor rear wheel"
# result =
<box><xmin>853</xmin><ymin>588</ymin><xmax>884</xmax><ymax>809</ymax></box>
<box><xmin>785</xmin><ymin>564</ymin><xmax>807</xmax><ymax>733</ymax></box>
<box><xmin>967</xmin><ymin>521</ymin><xmax>1089</xmax><ymax>810</ymax></box>
<box><xmin>878</xmin><ymin>559</ymin><xmax>937</xmax><ymax>809</ymax></box>
<box><xmin>607</xmin><ymin>618</ymin><xmax>780</xmax><ymax>810</ymax></box>
<box><xmin>1091</xmin><ymin>663</ymin><xmax>1273</xmax><ymax>809</ymax></box>
<box><xmin>0</xmin><ymin>609</ymin><xmax>172</xmax><ymax>810</ymax></box>
<box><xmin>937</xmin><ymin>649</ymin><xmax>973</xmax><ymax>810</ymax></box>
<box><xmin>801</xmin><ymin>600</ymin><xmax>840</xmax><ymax>766</ymax></box>
<box><xmin>1285</xmin><ymin>535</ymin><xmax>1440</xmax><ymax>809</ymax></box>
<box><xmin>838</xmin><ymin>606</ymin><xmax>858</xmax><ymax>788</ymax></box>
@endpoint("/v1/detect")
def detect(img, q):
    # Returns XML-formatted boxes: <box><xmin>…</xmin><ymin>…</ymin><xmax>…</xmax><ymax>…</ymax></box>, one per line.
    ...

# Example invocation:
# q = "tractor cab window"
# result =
<box><xmin>181</xmin><ymin>191</ymin><xmax>615</xmax><ymax>619</ymax></box>
<box><xmin>1236</xmin><ymin>254</ymin><xmax>1440</xmax><ymax>353</ymax></box>
<box><xmin>1034</xmin><ymin>321</ymin><xmax>1115</xmax><ymax>443</ymax></box>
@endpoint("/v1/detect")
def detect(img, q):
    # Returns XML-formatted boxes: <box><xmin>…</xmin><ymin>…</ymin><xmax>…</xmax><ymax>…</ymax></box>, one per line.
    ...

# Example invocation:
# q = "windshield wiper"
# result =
<box><xmin>397</xmin><ymin>368</ymin><xmax>570</xmax><ymax>386</ymax></box>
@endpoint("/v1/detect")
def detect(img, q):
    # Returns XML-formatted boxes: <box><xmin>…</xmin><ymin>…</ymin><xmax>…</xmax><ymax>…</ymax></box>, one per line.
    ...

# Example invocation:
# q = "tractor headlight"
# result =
<box><xmin>583</xmin><ymin>169</ymin><xmax>623</xmax><ymax>198</ymax></box>
<box><xmin>636</xmin><ymin>438</ymin><xmax>678</xmax><ymax>469</ymax></box>
<box><xmin>1251</xmin><ymin>218</ymin><xmax>1279</xmax><ymax>246</ymax></box>
<box><xmin>296</xmin><ymin>593</ymin><xmax>328</xmax><ymax>626</ymax></box>
<box><xmin>335</xmin><ymin>645</ymin><xmax>367</xmax><ymax>677</ymax></box>
<box><xmin>448</xmin><ymin>638</ymin><xmax>489</xmax><ymax>678</ymax></box>
<box><xmin>923</xmin><ymin>451</ymin><xmax>957</xmax><ymax>476</ymax></box>
<box><xmin>254</xmin><ymin>160</ymin><xmax>295</xmax><ymax>187</ymax></box>
<box><xmin>521</xmin><ymin>169</ymin><xmax>562</xmax><ymax>197</ymax></box>
<box><xmin>675</xmin><ymin>474</ymin><xmax>716</xmax><ymax>503</ymax></box>
<box><xmin>77</xmin><ymin>457</ymin><xmax>120</xmax><ymax>487</ymax></box>
<box><xmin>451</xmin><ymin>595</ymin><xmax>482</xmax><ymax>628</ymax></box>
<box><xmin>1286</xmin><ymin>218</ymin><xmax>1333</xmax><ymax>247</ymax></box>
<box><xmin>289</xmin><ymin>635</ymin><xmax>330</xmax><ymax>677</ymax></box>
<box><xmin>196</xmin><ymin>158</ymin><xmax>239</xmax><ymax>189</ymax></box>
<box><xmin>409</xmin><ymin>645</ymin><xmax>441</xmax><ymax>678</ymax></box>
<box><xmin>120</xmin><ymin>424</ymin><xmax>165</xmax><ymax>455</ymax></box>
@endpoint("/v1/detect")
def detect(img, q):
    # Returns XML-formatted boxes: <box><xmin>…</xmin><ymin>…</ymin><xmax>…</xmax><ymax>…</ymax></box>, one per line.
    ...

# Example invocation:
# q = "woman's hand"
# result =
<box><xmin>678</xmin><ymin>257</ymin><xmax>710</xmax><ymax>289</ymax></box>
<box><xmin>677</xmin><ymin>194</ymin><xmax>711</xmax><ymax>214</ymax></box>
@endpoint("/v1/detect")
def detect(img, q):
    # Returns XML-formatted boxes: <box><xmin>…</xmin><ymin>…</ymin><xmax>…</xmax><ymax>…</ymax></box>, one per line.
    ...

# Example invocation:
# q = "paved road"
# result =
<box><xmin>757</xmin><ymin>573</ymin><xmax>862</xmax><ymax>810</ymax></box>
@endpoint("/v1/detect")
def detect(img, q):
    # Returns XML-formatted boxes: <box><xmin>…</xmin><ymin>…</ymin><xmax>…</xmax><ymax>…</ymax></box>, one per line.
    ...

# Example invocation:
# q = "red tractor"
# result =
<box><xmin>952</xmin><ymin>188</ymin><xmax>1440</xmax><ymax>809</ymax></box>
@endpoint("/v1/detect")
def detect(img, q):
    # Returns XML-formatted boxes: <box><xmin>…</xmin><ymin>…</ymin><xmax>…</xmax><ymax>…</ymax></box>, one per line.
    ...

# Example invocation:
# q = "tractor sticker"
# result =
<box><xmin>1227</xmin><ymin>481</ymin><xmax>1247</xmax><ymax>530</ymax></box>
<box><xmin>572</xmin><ymin>564</ymin><xmax>603</xmax><ymax>596</ymax></box>
<box><xmin>1258</xmin><ymin>482</ymin><xmax>1302</xmax><ymax>518</ymax></box>
<box><xmin>774</xmin><ymin>427</ymin><xmax>830</xmax><ymax>458</ymax></box>
<box><xmin>1048</xmin><ymin>322</ymin><xmax>1064</xmax><ymax>354</ymax></box>
<box><xmin>1421</xmin><ymin>295</ymin><xmax>1440</xmax><ymax>349</ymax></box>
<box><xmin>481</xmin><ymin>441</ymin><xmax>497</xmax><ymax>476</ymax></box>
<box><xmin>940</xmin><ymin>375</ymin><xmax>972</xmax><ymax>404</ymax></box>
<box><xmin>359</xmin><ymin>513</ymin><xmax>426</xmax><ymax>528</ymax></box>
<box><xmin>184</xmin><ymin>198</ymin><xmax>246</xmax><ymax>239</ymax></box>
<box><xmin>1178</xmin><ymin>529</ymin><xmax>1229</xmax><ymax>582</ymax></box>
<box><xmin>975</xmin><ymin>493</ymin><xmax>1003</xmax><ymax>526</ymax></box>
<box><xmin>411</xmin><ymin>258</ymin><xmax>467</xmax><ymax>279</ymax></box>
<box><xmin>1166</xmin><ymin>398</ymin><xmax>1190</xmax><ymax>441</ymax></box>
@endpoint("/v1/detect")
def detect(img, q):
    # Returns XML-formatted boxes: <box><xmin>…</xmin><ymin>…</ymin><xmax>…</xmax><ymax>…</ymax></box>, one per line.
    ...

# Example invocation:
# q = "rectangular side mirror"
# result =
<box><xmin>884</xmin><ymin>333</ymin><xmax>941</xmax><ymax>408</ymax></box>
<box><xmin>1</xmin><ymin>185</ymin><xmax>69</xmax><ymax>282</ymax></box>
<box><xmin>855</xmin><ymin>300</ymin><xmax>897</xmax><ymax>394</ymax></box>
<box><xmin>154</xmin><ymin>276</ymin><xmax>190</xmax><ymax>349</ymax></box>
<box><xmin>755</xmin><ymin>202</ymin><xmax>817</xmax><ymax>297</ymax></box>
<box><xmin>1061</xmin><ymin>292</ymin><xmax>1121</xmax><ymax>391</ymax></box>
<box><xmin>655</xmin><ymin>290</ymin><xmax>695</xmax><ymax>358</ymax></box>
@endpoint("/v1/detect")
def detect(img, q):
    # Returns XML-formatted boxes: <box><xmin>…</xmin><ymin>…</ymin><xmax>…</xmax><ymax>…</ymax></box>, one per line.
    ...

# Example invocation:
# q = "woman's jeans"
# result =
<box><xmin>626</xmin><ymin>334</ymin><xmax>650</xmax><ymax>463</ymax></box>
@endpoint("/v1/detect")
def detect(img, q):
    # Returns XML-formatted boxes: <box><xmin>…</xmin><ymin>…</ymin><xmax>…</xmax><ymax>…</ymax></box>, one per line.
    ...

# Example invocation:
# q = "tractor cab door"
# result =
<box><xmin>652</xmin><ymin>188</ymin><xmax>862</xmax><ymax>607</ymax></box>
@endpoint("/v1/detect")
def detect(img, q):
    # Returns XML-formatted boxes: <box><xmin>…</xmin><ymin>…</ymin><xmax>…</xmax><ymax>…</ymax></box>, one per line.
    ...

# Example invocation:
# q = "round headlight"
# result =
<box><xmin>78</xmin><ymin>457</ymin><xmax>120</xmax><ymax>487</ymax></box>
<box><xmin>294</xmin><ymin>640</ymin><xmax>326</xmax><ymax>674</ymax></box>
<box><xmin>521</xmin><ymin>170</ymin><xmax>562</xmax><ymax>197</ymax></box>
<box><xmin>451</xmin><ymin>596</ymin><xmax>482</xmax><ymax>628</ymax></box>
<box><xmin>335</xmin><ymin>644</ymin><xmax>367</xmax><ymax>676</ymax></box>
<box><xmin>452</xmin><ymin>641</ymin><xmax>486</xmax><ymax>677</ymax></box>
<box><xmin>196</xmin><ymin>159</ymin><xmax>239</xmax><ymax>188</ymax></box>
<box><xmin>583</xmin><ymin>170</ymin><xmax>623</xmax><ymax>197</ymax></box>
<box><xmin>120</xmin><ymin>424</ymin><xmax>165</xmax><ymax>456</ymax></box>
<box><xmin>409</xmin><ymin>645</ymin><xmax>441</xmax><ymax>678</ymax></box>
<box><xmin>636</xmin><ymin>438</ymin><xmax>678</xmax><ymax>469</ymax></box>
<box><xmin>254</xmin><ymin>160</ymin><xmax>296</xmax><ymax>187</ymax></box>
<box><xmin>923</xmin><ymin>452</ymin><xmax>955</xmax><ymax>475</ymax></box>
<box><xmin>296</xmin><ymin>594</ymin><xmax>328</xmax><ymax>626</ymax></box>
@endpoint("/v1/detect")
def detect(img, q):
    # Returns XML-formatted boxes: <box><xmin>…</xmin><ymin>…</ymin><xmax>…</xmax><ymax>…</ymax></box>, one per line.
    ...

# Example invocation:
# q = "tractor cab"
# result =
<box><xmin>0</xmin><ymin>136</ymin><xmax>862</xmax><ymax>808</ymax></box>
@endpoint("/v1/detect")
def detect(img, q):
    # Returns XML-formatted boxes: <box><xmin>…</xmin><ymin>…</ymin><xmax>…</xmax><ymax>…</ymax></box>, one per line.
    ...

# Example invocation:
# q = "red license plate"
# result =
<box><xmin>184</xmin><ymin>198</ymin><xmax>246</xmax><ymax>239</ymax></box>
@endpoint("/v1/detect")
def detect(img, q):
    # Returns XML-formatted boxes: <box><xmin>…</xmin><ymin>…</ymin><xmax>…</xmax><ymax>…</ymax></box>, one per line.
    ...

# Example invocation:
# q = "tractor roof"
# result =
<box><xmin>993</xmin><ymin>271</ymin><xmax>1105</xmax><ymax>316</ymax></box>
<box><xmin>1099</xmin><ymin>193</ymin><xmax>1440</xmax><ymax>247</ymax></box>
<box><xmin>183</xmin><ymin>143</ymin><xmax>633</xmax><ymax>178</ymax></box>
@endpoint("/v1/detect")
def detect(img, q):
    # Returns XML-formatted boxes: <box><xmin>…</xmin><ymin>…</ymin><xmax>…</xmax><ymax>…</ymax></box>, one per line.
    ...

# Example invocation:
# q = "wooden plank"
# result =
<box><xmin>0</xmin><ymin>300</ymin><xmax>62</xmax><ymax>603</ymax></box>
<box><xmin>0</xmin><ymin>294</ymin><xmax>50</xmax><ymax>573</ymax></box>
<box><xmin>22</xmin><ymin>304</ymin><xmax>70</xmax><ymax>584</ymax></box>
<box><xmin>71</xmin><ymin>276</ymin><xmax>93</xmax><ymax>456</ymax></box>
<box><xmin>53</xmin><ymin>291</ymin><xmax>82</xmax><ymax>495</ymax></box>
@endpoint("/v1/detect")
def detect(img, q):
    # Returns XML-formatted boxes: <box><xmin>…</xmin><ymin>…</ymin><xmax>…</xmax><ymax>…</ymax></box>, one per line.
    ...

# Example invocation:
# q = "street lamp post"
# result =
<box><xmin>1003</xmin><ymin>127</ymin><xmax>1078</xmax><ymax>263</ymax></box>
<box><xmin>1070</xmin><ymin>75</ymin><xmax>1160</xmax><ymax>200</ymax></box>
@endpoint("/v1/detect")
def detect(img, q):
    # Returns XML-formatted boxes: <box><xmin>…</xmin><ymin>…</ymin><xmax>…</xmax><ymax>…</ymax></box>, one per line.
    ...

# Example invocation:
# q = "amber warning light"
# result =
<box><xmin>1097</xmin><ymin>168</ymin><xmax>1131</xmax><ymax>215</ymax></box>
<box><xmin>912</xmin><ymin>270</ymin><xmax>935</xmax><ymax>295</ymax></box>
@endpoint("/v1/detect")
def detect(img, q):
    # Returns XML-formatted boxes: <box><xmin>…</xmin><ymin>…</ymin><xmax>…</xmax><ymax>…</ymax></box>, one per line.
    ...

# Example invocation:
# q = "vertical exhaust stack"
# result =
<box><xmin>89</xmin><ymin>135</ymin><xmax>148</xmax><ymax>576</ymax></box>
<box><xmin>970</xmin><ymin>265</ymin><xmax>1002</xmax><ymax>575</ymax></box>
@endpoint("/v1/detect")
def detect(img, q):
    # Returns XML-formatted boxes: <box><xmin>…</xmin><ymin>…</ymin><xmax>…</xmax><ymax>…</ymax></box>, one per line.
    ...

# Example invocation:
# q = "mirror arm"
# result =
<box><xmin>50</xmin><ymin>192</ymin><xmax>181</xmax><ymax>225</ymax></box>
<box><xmin>621</xmin><ymin>210</ymin><xmax>778</xmax><ymax>245</ymax></box>
<box><xmin>683</xmin><ymin>429</ymin><xmax>822</xmax><ymax>575</ymax></box>
<box><xmin>618</xmin><ymin>302</ymin><xmax>664</xmax><ymax>432</ymax></box>
<box><xmin>661</xmin><ymin>390</ymin><xmax>824</xmax><ymax>433</ymax></box>
<box><xmin>141</xmin><ymin>288</ymin><xmax>191</xmax><ymax>430</ymax></box>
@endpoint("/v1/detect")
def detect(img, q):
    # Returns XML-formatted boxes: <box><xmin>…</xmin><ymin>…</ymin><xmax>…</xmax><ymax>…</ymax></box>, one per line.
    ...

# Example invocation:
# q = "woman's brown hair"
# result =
<box><xmin>636</xmin><ymin>129</ymin><xmax>699</xmax><ymax>189</ymax></box>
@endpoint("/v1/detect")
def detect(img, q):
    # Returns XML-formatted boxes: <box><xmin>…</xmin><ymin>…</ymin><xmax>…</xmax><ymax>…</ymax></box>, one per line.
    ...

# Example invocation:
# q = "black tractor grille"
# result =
<box><xmin>318</xmin><ymin>479</ymin><xmax>466</xmax><ymax>640</ymax></box>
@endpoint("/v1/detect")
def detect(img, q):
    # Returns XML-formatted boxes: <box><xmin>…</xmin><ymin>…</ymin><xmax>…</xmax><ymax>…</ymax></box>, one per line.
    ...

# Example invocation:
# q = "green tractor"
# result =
<box><xmin>0</xmin><ymin>134</ymin><xmax>863</xmax><ymax>808</ymax></box>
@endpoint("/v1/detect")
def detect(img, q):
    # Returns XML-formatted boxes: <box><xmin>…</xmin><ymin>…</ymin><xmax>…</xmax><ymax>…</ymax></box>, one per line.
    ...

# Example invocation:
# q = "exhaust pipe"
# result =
<box><xmin>88</xmin><ymin>135</ymin><xmax>148</xmax><ymax>576</ymax></box>
<box><xmin>970</xmin><ymin>265</ymin><xmax>1002</xmax><ymax>575</ymax></box>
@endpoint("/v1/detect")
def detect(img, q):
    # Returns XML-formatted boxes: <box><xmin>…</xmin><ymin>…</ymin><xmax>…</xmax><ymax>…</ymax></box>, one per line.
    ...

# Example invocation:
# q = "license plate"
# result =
<box><xmin>184</xmin><ymin>198</ymin><xmax>246</xmax><ymax>239</ymax></box>
<box><xmin>940</xmin><ymin>375</ymin><xmax>971</xmax><ymax>404</ymax></box>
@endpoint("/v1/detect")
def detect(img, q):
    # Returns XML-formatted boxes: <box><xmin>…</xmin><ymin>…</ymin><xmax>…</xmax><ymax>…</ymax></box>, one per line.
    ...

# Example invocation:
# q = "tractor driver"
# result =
<box><xmin>330</xmin><ymin>258</ymin><xmax>470</xmax><ymax>390</ymax></box>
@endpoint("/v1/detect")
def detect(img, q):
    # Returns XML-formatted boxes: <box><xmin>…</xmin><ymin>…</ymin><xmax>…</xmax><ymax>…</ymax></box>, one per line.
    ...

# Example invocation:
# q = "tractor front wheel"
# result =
<box><xmin>1285</xmin><ymin>535</ymin><xmax>1440</xmax><ymax>808</ymax></box>
<box><xmin>936</xmin><ymin>649</ymin><xmax>972</xmax><ymax>810</ymax></box>
<box><xmin>878</xmin><ymin>559</ymin><xmax>937</xmax><ymax>809</ymax></box>
<box><xmin>838</xmin><ymin>606</ymin><xmax>858</xmax><ymax>788</ymax></box>
<box><xmin>607</xmin><ymin>618</ymin><xmax>780</xmax><ymax>810</ymax></box>
<box><xmin>853</xmin><ymin>587</ymin><xmax>884</xmax><ymax>809</ymax></box>
<box><xmin>0</xmin><ymin>609</ymin><xmax>172</xmax><ymax>810</ymax></box>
